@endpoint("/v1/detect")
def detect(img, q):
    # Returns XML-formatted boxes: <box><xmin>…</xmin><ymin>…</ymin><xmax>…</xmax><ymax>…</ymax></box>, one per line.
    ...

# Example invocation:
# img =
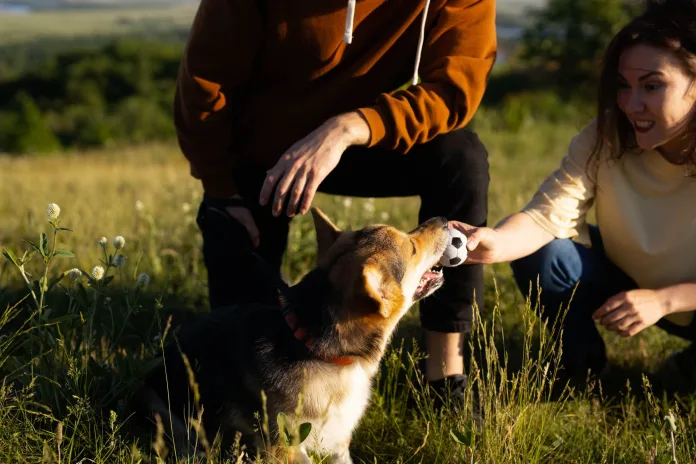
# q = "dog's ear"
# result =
<box><xmin>360</xmin><ymin>264</ymin><xmax>403</xmax><ymax>319</ymax></box>
<box><xmin>311</xmin><ymin>207</ymin><xmax>342</xmax><ymax>258</ymax></box>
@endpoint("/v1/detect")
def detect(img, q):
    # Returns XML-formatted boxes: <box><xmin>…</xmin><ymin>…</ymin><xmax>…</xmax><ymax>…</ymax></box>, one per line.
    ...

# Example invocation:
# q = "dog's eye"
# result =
<box><xmin>410</xmin><ymin>239</ymin><xmax>417</xmax><ymax>256</ymax></box>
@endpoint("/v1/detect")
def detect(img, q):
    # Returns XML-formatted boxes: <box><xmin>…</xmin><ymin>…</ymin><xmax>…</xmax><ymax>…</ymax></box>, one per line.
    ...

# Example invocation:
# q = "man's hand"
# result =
<box><xmin>449</xmin><ymin>221</ymin><xmax>501</xmax><ymax>264</ymax></box>
<box><xmin>593</xmin><ymin>289</ymin><xmax>668</xmax><ymax>337</ymax></box>
<box><xmin>259</xmin><ymin>112</ymin><xmax>370</xmax><ymax>217</ymax></box>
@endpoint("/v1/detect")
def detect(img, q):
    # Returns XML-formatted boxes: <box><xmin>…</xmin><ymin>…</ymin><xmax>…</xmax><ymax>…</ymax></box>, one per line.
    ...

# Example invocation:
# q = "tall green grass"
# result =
<box><xmin>0</xmin><ymin>121</ymin><xmax>692</xmax><ymax>462</ymax></box>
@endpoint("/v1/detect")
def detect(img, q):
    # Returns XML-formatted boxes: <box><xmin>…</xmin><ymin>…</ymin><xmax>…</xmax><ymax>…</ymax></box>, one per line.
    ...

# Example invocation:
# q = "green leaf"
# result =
<box><xmin>298</xmin><ymin>422</ymin><xmax>312</xmax><ymax>445</ymax></box>
<box><xmin>39</xmin><ymin>233</ymin><xmax>48</xmax><ymax>257</ymax></box>
<box><xmin>23</xmin><ymin>239</ymin><xmax>41</xmax><ymax>256</ymax></box>
<box><xmin>103</xmin><ymin>275</ymin><xmax>115</xmax><ymax>286</ymax></box>
<box><xmin>450</xmin><ymin>428</ymin><xmax>474</xmax><ymax>447</ymax></box>
<box><xmin>56</xmin><ymin>228</ymin><xmax>73</xmax><ymax>232</ymax></box>
<box><xmin>2</xmin><ymin>248</ymin><xmax>20</xmax><ymax>267</ymax></box>
<box><xmin>53</xmin><ymin>250</ymin><xmax>75</xmax><ymax>258</ymax></box>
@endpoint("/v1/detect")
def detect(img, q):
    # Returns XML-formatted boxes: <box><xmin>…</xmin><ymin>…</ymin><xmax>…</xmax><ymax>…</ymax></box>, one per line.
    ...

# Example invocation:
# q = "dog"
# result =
<box><xmin>133</xmin><ymin>207</ymin><xmax>450</xmax><ymax>463</ymax></box>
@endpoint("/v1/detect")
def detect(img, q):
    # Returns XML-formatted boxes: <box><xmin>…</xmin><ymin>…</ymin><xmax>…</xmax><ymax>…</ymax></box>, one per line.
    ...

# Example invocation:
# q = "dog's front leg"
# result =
<box><xmin>288</xmin><ymin>446</ymin><xmax>312</xmax><ymax>464</ymax></box>
<box><xmin>328</xmin><ymin>443</ymin><xmax>353</xmax><ymax>464</ymax></box>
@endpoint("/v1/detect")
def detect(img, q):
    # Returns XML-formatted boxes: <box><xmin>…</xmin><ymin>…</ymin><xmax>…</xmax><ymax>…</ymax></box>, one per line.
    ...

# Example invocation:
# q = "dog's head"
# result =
<box><xmin>310</xmin><ymin>207</ymin><xmax>449</xmax><ymax>326</ymax></box>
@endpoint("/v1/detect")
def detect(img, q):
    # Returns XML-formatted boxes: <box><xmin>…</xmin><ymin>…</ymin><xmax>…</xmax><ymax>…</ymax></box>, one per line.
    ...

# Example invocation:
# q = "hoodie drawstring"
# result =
<box><xmin>343</xmin><ymin>0</ymin><xmax>431</xmax><ymax>86</ymax></box>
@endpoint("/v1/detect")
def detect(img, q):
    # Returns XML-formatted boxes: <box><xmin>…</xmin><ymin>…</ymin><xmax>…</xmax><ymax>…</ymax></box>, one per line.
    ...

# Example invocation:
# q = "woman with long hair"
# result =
<box><xmin>453</xmin><ymin>0</ymin><xmax>696</xmax><ymax>390</ymax></box>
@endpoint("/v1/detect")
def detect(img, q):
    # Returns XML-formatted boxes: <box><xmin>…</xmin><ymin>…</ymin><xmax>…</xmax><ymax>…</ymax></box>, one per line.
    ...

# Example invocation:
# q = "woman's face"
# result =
<box><xmin>617</xmin><ymin>44</ymin><xmax>696</xmax><ymax>158</ymax></box>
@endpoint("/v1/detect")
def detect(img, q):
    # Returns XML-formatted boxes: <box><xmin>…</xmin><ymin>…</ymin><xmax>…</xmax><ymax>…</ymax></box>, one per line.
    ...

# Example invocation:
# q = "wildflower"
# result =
<box><xmin>135</xmin><ymin>200</ymin><xmax>145</xmax><ymax>212</ymax></box>
<box><xmin>92</xmin><ymin>266</ymin><xmax>105</xmax><ymax>281</ymax></box>
<box><xmin>98</xmin><ymin>237</ymin><xmax>108</xmax><ymax>247</ymax></box>
<box><xmin>67</xmin><ymin>268</ymin><xmax>82</xmax><ymax>281</ymax></box>
<box><xmin>182</xmin><ymin>202</ymin><xmax>191</xmax><ymax>213</ymax></box>
<box><xmin>46</xmin><ymin>203</ymin><xmax>60</xmax><ymax>219</ymax></box>
<box><xmin>105</xmin><ymin>297</ymin><xmax>112</xmax><ymax>303</ymax></box>
<box><xmin>137</xmin><ymin>273</ymin><xmax>150</xmax><ymax>288</ymax></box>
<box><xmin>342</xmin><ymin>197</ymin><xmax>352</xmax><ymax>208</ymax></box>
<box><xmin>113</xmin><ymin>255</ymin><xmax>126</xmax><ymax>268</ymax></box>
<box><xmin>113</xmin><ymin>236</ymin><xmax>125</xmax><ymax>250</ymax></box>
<box><xmin>380</xmin><ymin>211</ymin><xmax>390</xmax><ymax>222</ymax></box>
<box><xmin>363</xmin><ymin>199</ymin><xmax>376</xmax><ymax>214</ymax></box>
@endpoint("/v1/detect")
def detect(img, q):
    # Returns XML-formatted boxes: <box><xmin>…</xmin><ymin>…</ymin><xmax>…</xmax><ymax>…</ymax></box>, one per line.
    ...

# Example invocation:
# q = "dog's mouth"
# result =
<box><xmin>414</xmin><ymin>264</ymin><xmax>444</xmax><ymax>301</ymax></box>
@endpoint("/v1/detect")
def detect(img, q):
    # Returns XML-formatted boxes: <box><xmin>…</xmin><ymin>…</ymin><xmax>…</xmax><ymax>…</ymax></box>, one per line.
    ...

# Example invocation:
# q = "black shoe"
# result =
<box><xmin>428</xmin><ymin>374</ymin><xmax>483</xmax><ymax>428</ymax></box>
<box><xmin>653</xmin><ymin>345</ymin><xmax>696</xmax><ymax>395</ymax></box>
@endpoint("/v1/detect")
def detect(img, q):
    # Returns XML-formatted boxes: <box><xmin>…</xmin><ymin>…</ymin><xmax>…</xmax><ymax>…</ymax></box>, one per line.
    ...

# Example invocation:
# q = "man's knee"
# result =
<box><xmin>425</xmin><ymin>128</ymin><xmax>489</xmax><ymax>171</ymax></box>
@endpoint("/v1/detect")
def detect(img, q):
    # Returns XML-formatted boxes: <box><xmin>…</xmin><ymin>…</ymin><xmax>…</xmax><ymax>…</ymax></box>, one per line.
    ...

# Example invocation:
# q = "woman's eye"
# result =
<box><xmin>645</xmin><ymin>83</ymin><xmax>663</xmax><ymax>91</ymax></box>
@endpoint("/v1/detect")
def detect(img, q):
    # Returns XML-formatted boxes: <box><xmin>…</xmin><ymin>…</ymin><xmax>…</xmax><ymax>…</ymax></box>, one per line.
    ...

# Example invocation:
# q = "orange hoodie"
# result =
<box><xmin>175</xmin><ymin>0</ymin><xmax>497</xmax><ymax>198</ymax></box>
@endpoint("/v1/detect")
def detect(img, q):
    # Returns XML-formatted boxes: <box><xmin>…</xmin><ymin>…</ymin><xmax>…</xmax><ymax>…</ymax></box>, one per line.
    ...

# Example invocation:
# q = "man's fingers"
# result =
<box><xmin>286</xmin><ymin>168</ymin><xmax>308</xmax><ymax>217</ymax></box>
<box><xmin>299</xmin><ymin>171</ymin><xmax>320</xmax><ymax>215</ymax></box>
<box><xmin>259</xmin><ymin>168</ymin><xmax>283</xmax><ymax>206</ymax></box>
<box><xmin>273</xmin><ymin>166</ymin><xmax>300</xmax><ymax>216</ymax></box>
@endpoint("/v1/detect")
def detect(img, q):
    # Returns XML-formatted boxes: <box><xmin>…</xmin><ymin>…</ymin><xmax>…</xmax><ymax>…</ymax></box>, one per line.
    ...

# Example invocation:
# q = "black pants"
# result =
<box><xmin>196</xmin><ymin>128</ymin><xmax>489</xmax><ymax>333</ymax></box>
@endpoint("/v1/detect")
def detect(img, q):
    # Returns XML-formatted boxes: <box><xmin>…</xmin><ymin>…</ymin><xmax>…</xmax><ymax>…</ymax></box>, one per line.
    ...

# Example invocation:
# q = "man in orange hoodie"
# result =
<box><xmin>176</xmin><ymin>0</ymin><xmax>496</xmax><ymax>409</ymax></box>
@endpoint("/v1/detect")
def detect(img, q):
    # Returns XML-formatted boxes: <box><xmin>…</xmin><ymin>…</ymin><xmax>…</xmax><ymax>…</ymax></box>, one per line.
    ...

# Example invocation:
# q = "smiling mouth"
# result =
<box><xmin>633</xmin><ymin>120</ymin><xmax>655</xmax><ymax>133</ymax></box>
<box><xmin>414</xmin><ymin>265</ymin><xmax>444</xmax><ymax>301</ymax></box>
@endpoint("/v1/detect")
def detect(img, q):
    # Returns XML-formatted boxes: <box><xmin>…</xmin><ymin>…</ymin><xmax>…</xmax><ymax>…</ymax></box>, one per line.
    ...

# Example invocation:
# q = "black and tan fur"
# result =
<box><xmin>133</xmin><ymin>208</ymin><xmax>450</xmax><ymax>463</ymax></box>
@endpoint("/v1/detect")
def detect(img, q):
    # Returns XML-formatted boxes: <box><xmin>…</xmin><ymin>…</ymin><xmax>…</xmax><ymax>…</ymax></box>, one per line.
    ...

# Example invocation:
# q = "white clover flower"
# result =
<box><xmin>113</xmin><ymin>255</ymin><xmax>127</xmax><ymax>267</ymax></box>
<box><xmin>136</xmin><ymin>273</ymin><xmax>150</xmax><ymax>288</ymax></box>
<box><xmin>182</xmin><ymin>202</ymin><xmax>191</xmax><ymax>213</ymax></box>
<box><xmin>46</xmin><ymin>203</ymin><xmax>60</xmax><ymax>219</ymax></box>
<box><xmin>363</xmin><ymin>199</ymin><xmax>376</xmax><ymax>214</ymax></box>
<box><xmin>92</xmin><ymin>266</ymin><xmax>105</xmax><ymax>281</ymax></box>
<box><xmin>342</xmin><ymin>197</ymin><xmax>352</xmax><ymax>209</ymax></box>
<box><xmin>113</xmin><ymin>236</ymin><xmax>125</xmax><ymax>250</ymax></box>
<box><xmin>105</xmin><ymin>296</ymin><xmax>112</xmax><ymax>303</ymax></box>
<box><xmin>98</xmin><ymin>237</ymin><xmax>108</xmax><ymax>247</ymax></box>
<box><xmin>380</xmin><ymin>211</ymin><xmax>390</xmax><ymax>222</ymax></box>
<box><xmin>135</xmin><ymin>200</ymin><xmax>145</xmax><ymax>212</ymax></box>
<box><xmin>67</xmin><ymin>268</ymin><xmax>82</xmax><ymax>281</ymax></box>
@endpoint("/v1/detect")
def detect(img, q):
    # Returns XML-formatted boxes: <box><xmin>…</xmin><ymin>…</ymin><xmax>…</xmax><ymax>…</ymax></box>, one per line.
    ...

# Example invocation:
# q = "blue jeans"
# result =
<box><xmin>510</xmin><ymin>226</ymin><xmax>695</xmax><ymax>379</ymax></box>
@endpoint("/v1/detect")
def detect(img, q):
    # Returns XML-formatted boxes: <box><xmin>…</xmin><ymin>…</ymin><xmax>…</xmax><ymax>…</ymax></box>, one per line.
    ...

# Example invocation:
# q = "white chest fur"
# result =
<box><xmin>300</xmin><ymin>362</ymin><xmax>372</xmax><ymax>454</ymax></box>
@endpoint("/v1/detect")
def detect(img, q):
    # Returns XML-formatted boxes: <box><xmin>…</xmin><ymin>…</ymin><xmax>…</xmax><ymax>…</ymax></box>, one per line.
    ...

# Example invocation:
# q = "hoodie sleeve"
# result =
<box><xmin>174</xmin><ymin>0</ymin><xmax>263</xmax><ymax>198</ymax></box>
<box><xmin>356</xmin><ymin>0</ymin><xmax>497</xmax><ymax>152</ymax></box>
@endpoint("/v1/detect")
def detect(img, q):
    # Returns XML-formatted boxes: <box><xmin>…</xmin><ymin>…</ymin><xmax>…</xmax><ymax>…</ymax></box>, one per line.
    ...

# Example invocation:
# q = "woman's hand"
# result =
<box><xmin>593</xmin><ymin>289</ymin><xmax>668</xmax><ymax>337</ymax></box>
<box><xmin>449</xmin><ymin>222</ymin><xmax>502</xmax><ymax>264</ymax></box>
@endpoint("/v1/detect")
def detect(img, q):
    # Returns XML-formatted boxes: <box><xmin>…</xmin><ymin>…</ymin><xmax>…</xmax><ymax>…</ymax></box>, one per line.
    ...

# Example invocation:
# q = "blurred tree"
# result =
<box><xmin>520</xmin><ymin>0</ymin><xmax>643</xmax><ymax>95</ymax></box>
<box><xmin>0</xmin><ymin>92</ymin><xmax>62</xmax><ymax>154</ymax></box>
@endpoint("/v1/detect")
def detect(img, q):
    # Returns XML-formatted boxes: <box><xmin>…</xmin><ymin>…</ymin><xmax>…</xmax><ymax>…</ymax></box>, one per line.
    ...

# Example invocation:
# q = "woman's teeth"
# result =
<box><xmin>634</xmin><ymin>120</ymin><xmax>655</xmax><ymax>133</ymax></box>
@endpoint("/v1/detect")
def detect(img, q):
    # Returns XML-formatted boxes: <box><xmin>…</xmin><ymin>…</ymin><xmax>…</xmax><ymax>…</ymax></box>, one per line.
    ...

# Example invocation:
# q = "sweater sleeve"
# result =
<box><xmin>174</xmin><ymin>0</ymin><xmax>263</xmax><ymax>198</ymax></box>
<box><xmin>356</xmin><ymin>0</ymin><xmax>497</xmax><ymax>151</ymax></box>
<box><xmin>521</xmin><ymin>121</ymin><xmax>600</xmax><ymax>246</ymax></box>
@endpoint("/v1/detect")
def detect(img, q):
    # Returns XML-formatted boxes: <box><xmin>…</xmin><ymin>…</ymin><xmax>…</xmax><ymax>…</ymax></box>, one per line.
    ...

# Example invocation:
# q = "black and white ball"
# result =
<box><xmin>439</xmin><ymin>228</ymin><xmax>468</xmax><ymax>267</ymax></box>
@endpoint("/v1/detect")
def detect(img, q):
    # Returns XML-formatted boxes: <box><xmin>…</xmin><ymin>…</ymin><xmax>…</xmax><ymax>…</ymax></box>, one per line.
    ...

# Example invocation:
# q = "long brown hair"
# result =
<box><xmin>592</xmin><ymin>0</ymin><xmax>696</xmax><ymax>171</ymax></box>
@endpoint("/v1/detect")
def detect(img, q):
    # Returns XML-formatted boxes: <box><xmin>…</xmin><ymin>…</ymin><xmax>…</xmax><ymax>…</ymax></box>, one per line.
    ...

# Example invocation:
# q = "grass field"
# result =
<box><xmin>0</xmin><ymin>4</ymin><xmax>197</xmax><ymax>45</ymax></box>
<box><xmin>0</xmin><ymin>120</ymin><xmax>694</xmax><ymax>463</ymax></box>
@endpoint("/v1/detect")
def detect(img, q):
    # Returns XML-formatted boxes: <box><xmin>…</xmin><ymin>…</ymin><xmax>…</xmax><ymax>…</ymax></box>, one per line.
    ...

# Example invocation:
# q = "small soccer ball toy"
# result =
<box><xmin>439</xmin><ymin>228</ymin><xmax>468</xmax><ymax>267</ymax></box>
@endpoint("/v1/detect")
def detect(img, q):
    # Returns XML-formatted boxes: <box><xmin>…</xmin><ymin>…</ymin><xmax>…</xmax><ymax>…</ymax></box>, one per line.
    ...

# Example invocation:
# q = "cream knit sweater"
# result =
<box><xmin>522</xmin><ymin>120</ymin><xmax>696</xmax><ymax>326</ymax></box>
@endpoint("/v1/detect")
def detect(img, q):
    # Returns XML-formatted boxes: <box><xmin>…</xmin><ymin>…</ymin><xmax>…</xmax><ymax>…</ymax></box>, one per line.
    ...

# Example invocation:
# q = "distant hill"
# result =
<box><xmin>1</xmin><ymin>0</ymin><xmax>197</xmax><ymax>10</ymax></box>
<box><xmin>5</xmin><ymin>0</ymin><xmax>545</xmax><ymax>18</ymax></box>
